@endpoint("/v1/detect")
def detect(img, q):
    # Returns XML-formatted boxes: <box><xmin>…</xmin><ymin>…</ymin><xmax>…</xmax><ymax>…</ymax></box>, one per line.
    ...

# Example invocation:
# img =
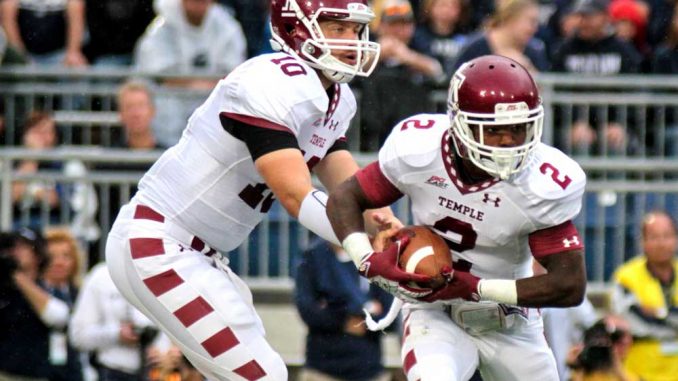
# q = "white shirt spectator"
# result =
<box><xmin>68</xmin><ymin>263</ymin><xmax>163</xmax><ymax>375</ymax></box>
<box><xmin>135</xmin><ymin>0</ymin><xmax>246</xmax><ymax>73</ymax></box>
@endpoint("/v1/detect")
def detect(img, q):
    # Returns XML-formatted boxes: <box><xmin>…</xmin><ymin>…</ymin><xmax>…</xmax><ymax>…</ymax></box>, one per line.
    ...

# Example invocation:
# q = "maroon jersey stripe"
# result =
<box><xmin>234</xmin><ymin>360</ymin><xmax>268</xmax><ymax>380</ymax></box>
<box><xmin>221</xmin><ymin>112</ymin><xmax>292</xmax><ymax>133</ymax></box>
<box><xmin>173</xmin><ymin>297</ymin><xmax>214</xmax><ymax>327</ymax></box>
<box><xmin>130</xmin><ymin>238</ymin><xmax>165</xmax><ymax>259</ymax></box>
<box><xmin>133</xmin><ymin>205</ymin><xmax>164</xmax><ymax>222</ymax></box>
<box><xmin>143</xmin><ymin>269</ymin><xmax>183</xmax><ymax>296</ymax></box>
<box><xmin>529</xmin><ymin>220</ymin><xmax>583</xmax><ymax>258</ymax></box>
<box><xmin>355</xmin><ymin>162</ymin><xmax>404</xmax><ymax>207</ymax></box>
<box><xmin>201</xmin><ymin>327</ymin><xmax>239</xmax><ymax>357</ymax></box>
<box><xmin>404</xmin><ymin>349</ymin><xmax>418</xmax><ymax>374</ymax></box>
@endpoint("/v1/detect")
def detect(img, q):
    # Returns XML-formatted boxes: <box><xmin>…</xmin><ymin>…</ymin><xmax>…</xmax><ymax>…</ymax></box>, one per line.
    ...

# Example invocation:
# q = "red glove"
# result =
<box><xmin>420</xmin><ymin>266</ymin><xmax>481</xmax><ymax>303</ymax></box>
<box><xmin>359</xmin><ymin>235</ymin><xmax>433</xmax><ymax>301</ymax></box>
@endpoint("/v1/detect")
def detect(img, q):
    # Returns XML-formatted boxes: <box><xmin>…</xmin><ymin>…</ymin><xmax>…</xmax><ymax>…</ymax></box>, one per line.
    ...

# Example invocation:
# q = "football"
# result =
<box><xmin>392</xmin><ymin>225</ymin><xmax>452</xmax><ymax>289</ymax></box>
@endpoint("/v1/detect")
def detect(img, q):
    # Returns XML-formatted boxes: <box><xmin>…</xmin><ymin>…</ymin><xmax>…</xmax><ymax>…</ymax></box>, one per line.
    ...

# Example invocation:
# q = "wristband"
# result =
<box><xmin>478</xmin><ymin>279</ymin><xmax>518</xmax><ymax>305</ymax></box>
<box><xmin>342</xmin><ymin>232</ymin><xmax>373</xmax><ymax>268</ymax></box>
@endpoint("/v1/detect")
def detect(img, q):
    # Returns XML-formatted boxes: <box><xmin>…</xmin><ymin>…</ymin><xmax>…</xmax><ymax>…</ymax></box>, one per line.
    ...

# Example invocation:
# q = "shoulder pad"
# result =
<box><xmin>379</xmin><ymin>114</ymin><xmax>448</xmax><ymax>168</ymax></box>
<box><xmin>236</xmin><ymin>53</ymin><xmax>327</xmax><ymax>110</ymax></box>
<box><xmin>520</xmin><ymin>144</ymin><xmax>586</xmax><ymax>201</ymax></box>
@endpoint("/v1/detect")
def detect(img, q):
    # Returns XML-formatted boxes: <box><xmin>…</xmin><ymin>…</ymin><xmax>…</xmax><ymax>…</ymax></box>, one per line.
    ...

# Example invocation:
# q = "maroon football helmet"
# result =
<box><xmin>270</xmin><ymin>0</ymin><xmax>380</xmax><ymax>83</ymax></box>
<box><xmin>447</xmin><ymin>55</ymin><xmax>544</xmax><ymax>180</ymax></box>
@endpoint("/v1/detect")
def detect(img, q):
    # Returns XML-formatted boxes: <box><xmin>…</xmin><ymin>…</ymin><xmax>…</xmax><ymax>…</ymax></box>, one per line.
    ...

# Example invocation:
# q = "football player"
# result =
<box><xmin>105</xmin><ymin>1</ymin><xmax>427</xmax><ymax>380</ymax></box>
<box><xmin>327</xmin><ymin>55</ymin><xmax>588</xmax><ymax>381</ymax></box>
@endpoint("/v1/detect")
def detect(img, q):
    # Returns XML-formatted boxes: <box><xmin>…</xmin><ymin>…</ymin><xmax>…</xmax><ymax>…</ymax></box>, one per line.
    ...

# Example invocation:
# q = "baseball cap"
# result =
<box><xmin>571</xmin><ymin>0</ymin><xmax>609</xmax><ymax>14</ymax></box>
<box><xmin>381</xmin><ymin>0</ymin><xmax>414</xmax><ymax>23</ymax></box>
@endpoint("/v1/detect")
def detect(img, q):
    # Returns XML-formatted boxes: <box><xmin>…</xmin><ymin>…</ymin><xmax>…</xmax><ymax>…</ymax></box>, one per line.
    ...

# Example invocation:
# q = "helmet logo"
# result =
<box><xmin>348</xmin><ymin>3</ymin><xmax>369</xmax><ymax>11</ymax></box>
<box><xmin>494</xmin><ymin>102</ymin><xmax>529</xmax><ymax>122</ymax></box>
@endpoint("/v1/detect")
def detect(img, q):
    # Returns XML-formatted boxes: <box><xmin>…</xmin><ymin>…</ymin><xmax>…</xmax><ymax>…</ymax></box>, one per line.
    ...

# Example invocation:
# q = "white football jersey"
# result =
<box><xmin>134</xmin><ymin>52</ymin><xmax>356</xmax><ymax>252</ymax></box>
<box><xmin>378</xmin><ymin>114</ymin><xmax>586</xmax><ymax>279</ymax></box>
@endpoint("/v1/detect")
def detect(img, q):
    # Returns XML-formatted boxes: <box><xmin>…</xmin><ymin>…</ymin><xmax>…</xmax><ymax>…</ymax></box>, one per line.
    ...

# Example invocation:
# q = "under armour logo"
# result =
<box><xmin>562</xmin><ymin>236</ymin><xmax>580</xmax><ymax>248</ymax></box>
<box><xmin>482</xmin><ymin>193</ymin><xmax>501</xmax><ymax>207</ymax></box>
<box><xmin>326</xmin><ymin>119</ymin><xmax>339</xmax><ymax>131</ymax></box>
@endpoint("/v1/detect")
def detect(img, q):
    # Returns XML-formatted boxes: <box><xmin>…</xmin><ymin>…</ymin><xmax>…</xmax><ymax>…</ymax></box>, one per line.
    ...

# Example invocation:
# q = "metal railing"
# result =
<box><xmin>3</xmin><ymin>66</ymin><xmax>678</xmax><ymax>155</ymax></box>
<box><xmin>2</xmin><ymin>147</ymin><xmax>678</xmax><ymax>283</ymax></box>
<box><xmin>4</xmin><ymin>68</ymin><xmax>678</xmax><ymax>282</ymax></box>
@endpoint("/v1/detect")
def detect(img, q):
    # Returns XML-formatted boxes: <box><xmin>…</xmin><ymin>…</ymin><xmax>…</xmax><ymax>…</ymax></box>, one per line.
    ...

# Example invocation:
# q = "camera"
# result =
<box><xmin>571</xmin><ymin>320</ymin><xmax>621</xmax><ymax>373</ymax></box>
<box><xmin>133</xmin><ymin>326</ymin><xmax>159</xmax><ymax>347</ymax></box>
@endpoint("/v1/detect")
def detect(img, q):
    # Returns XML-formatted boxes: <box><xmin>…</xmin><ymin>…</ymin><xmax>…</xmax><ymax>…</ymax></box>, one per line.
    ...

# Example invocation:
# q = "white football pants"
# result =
<box><xmin>106</xmin><ymin>203</ymin><xmax>288</xmax><ymax>381</ymax></box>
<box><xmin>400</xmin><ymin>306</ymin><xmax>558</xmax><ymax>381</ymax></box>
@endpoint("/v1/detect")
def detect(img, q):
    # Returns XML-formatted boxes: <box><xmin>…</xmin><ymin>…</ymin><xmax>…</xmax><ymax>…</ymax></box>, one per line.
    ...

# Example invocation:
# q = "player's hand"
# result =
<box><xmin>420</xmin><ymin>266</ymin><xmax>480</xmax><ymax>302</ymax></box>
<box><xmin>358</xmin><ymin>235</ymin><xmax>433</xmax><ymax>300</ymax></box>
<box><xmin>370</xmin><ymin>212</ymin><xmax>403</xmax><ymax>252</ymax></box>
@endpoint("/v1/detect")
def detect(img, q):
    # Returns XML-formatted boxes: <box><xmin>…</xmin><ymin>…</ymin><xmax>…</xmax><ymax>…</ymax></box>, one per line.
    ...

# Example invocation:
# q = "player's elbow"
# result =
<box><xmin>554</xmin><ymin>273</ymin><xmax>586</xmax><ymax>307</ymax></box>
<box><xmin>277</xmin><ymin>192</ymin><xmax>303</xmax><ymax>218</ymax></box>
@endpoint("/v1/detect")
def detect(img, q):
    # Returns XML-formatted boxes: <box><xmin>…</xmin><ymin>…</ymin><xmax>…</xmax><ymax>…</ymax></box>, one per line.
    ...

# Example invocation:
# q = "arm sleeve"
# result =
<box><xmin>220</xmin><ymin>113</ymin><xmax>299</xmax><ymax>160</ymax></box>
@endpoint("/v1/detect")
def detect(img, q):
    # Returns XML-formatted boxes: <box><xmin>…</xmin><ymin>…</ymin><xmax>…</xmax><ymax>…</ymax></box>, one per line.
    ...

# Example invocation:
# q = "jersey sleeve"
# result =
<box><xmin>378</xmin><ymin>113</ymin><xmax>449</xmax><ymax>190</ymax></box>
<box><xmin>219</xmin><ymin>55</ymin><xmax>328</xmax><ymax>137</ymax></box>
<box><xmin>524</xmin><ymin>145</ymin><xmax>587</xmax><ymax>230</ymax></box>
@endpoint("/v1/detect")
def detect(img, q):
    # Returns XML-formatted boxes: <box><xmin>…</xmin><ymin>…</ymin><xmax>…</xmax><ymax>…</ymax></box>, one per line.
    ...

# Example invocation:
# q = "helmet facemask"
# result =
<box><xmin>270</xmin><ymin>1</ymin><xmax>381</xmax><ymax>83</ymax></box>
<box><xmin>449</xmin><ymin>102</ymin><xmax>544</xmax><ymax>180</ymax></box>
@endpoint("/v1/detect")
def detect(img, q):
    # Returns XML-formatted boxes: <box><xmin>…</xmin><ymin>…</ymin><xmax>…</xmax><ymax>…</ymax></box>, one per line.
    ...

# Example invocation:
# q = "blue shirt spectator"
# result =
<box><xmin>294</xmin><ymin>239</ymin><xmax>396</xmax><ymax>381</ymax></box>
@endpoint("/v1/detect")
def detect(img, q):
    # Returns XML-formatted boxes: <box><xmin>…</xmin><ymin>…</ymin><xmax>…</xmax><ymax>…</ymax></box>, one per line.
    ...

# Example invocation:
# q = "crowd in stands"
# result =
<box><xmin>1</xmin><ymin>0</ymin><xmax>678</xmax><ymax>380</ymax></box>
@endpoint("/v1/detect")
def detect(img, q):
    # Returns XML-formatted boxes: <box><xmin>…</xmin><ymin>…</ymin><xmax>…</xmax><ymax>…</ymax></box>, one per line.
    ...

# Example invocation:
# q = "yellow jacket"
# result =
<box><xmin>613</xmin><ymin>256</ymin><xmax>678</xmax><ymax>381</ymax></box>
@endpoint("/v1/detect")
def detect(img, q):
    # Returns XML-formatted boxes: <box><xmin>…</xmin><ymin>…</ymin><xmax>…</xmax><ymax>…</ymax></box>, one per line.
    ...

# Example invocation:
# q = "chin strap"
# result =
<box><xmin>364</xmin><ymin>298</ymin><xmax>404</xmax><ymax>331</ymax></box>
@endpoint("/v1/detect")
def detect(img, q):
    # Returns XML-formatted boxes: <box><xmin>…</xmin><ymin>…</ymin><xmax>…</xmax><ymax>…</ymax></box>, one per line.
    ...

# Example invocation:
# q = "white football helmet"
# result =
<box><xmin>270</xmin><ymin>0</ymin><xmax>381</xmax><ymax>83</ymax></box>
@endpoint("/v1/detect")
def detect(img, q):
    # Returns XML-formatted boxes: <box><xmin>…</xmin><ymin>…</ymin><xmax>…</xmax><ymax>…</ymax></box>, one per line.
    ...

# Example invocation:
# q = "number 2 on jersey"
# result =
<box><xmin>539</xmin><ymin>163</ymin><xmax>572</xmax><ymax>190</ymax></box>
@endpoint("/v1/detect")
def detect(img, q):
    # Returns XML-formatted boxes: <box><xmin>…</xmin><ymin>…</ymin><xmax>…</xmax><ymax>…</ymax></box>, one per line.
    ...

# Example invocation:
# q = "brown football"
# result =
<box><xmin>392</xmin><ymin>225</ymin><xmax>452</xmax><ymax>289</ymax></box>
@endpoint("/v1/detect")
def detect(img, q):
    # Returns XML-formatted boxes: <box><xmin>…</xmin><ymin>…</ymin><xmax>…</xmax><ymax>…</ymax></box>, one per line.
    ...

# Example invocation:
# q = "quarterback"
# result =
<box><xmin>105</xmin><ymin>1</ymin><xmax>425</xmax><ymax>380</ymax></box>
<box><xmin>327</xmin><ymin>55</ymin><xmax>588</xmax><ymax>381</ymax></box>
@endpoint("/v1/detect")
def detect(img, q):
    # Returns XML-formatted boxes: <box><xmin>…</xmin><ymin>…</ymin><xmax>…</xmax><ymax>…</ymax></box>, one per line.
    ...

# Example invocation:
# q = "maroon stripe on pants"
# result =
<box><xmin>234</xmin><ymin>360</ymin><xmax>267</xmax><ymax>381</ymax></box>
<box><xmin>404</xmin><ymin>349</ymin><xmax>417</xmax><ymax>375</ymax></box>
<box><xmin>130</xmin><ymin>238</ymin><xmax>165</xmax><ymax>259</ymax></box>
<box><xmin>143</xmin><ymin>269</ymin><xmax>184</xmax><ymax>296</ymax></box>
<box><xmin>201</xmin><ymin>327</ymin><xmax>239</xmax><ymax>357</ymax></box>
<box><xmin>174</xmin><ymin>297</ymin><xmax>214</xmax><ymax>327</ymax></box>
<box><xmin>134</xmin><ymin>205</ymin><xmax>165</xmax><ymax>222</ymax></box>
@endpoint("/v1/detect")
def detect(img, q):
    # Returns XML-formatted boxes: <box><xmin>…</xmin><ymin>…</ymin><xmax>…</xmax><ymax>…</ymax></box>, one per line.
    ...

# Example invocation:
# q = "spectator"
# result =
<box><xmin>645</xmin><ymin>0</ymin><xmax>676</xmax><ymax>50</ymax></box>
<box><xmin>217</xmin><ymin>0</ymin><xmax>271</xmax><ymax>58</ymax></box>
<box><xmin>294</xmin><ymin>239</ymin><xmax>395</xmax><ymax>381</ymax></box>
<box><xmin>42</xmin><ymin>227</ymin><xmax>84</xmax><ymax>381</ymax></box>
<box><xmin>0</xmin><ymin>0</ymin><xmax>87</xmax><ymax>66</ymax></box>
<box><xmin>358</xmin><ymin>0</ymin><xmax>441</xmax><ymax>151</ymax></box>
<box><xmin>411</xmin><ymin>0</ymin><xmax>470</xmax><ymax>77</ymax></box>
<box><xmin>83</xmin><ymin>0</ymin><xmax>155</xmax><ymax>66</ymax></box>
<box><xmin>134</xmin><ymin>0</ymin><xmax>247</xmax><ymax>147</ymax></box>
<box><xmin>454</xmin><ymin>0</ymin><xmax>549</xmax><ymax>73</ymax></box>
<box><xmin>651</xmin><ymin>1</ymin><xmax>678</xmax><ymax>74</ymax></box>
<box><xmin>551</xmin><ymin>0</ymin><xmax>642</xmax><ymax>74</ymax></box>
<box><xmin>567</xmin><ymin>315</ymin><xmax>639</xmax><ymax>381</ymax></box>
<box><xmin>541</xmin><ymin>0</ymin><xmax>584</xmax><ymax>60</ymax></box>
<box><xmin>69</xmin><ymin>262</ymin><xmax>165</xmax><ymax>381</ymax></box>
<box><xmin>0</xmin><ymin>228</ymin><xmax>71</xmax><ymax>381</ymax></box>
<box><xmin>11</xmin><ymin>111</ymin><xmax>61</xmax><ymax>229</ymax></box>
<box><xmin>608</xmin><ymin>0</ymin><xmax>650</xmax><ymax>67</ymax></box>
<box><xmin>550</xmin><ymin>0</ymin><xmax>642</xmax><ymax>156</ymax></box>
<box><xmin>146</xmin><ymin>344</ymin><xmax>203</xmax><ymax>381</ymax></box>
<box><xmin>115</xmin><ymin>80</ymin><xmax>160</xmax><ymax>152</ymax></box>
<box><xmin>611</xmin><ymin>210</ymin><xmax>678</xmax><ymax>381</ymax></box>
